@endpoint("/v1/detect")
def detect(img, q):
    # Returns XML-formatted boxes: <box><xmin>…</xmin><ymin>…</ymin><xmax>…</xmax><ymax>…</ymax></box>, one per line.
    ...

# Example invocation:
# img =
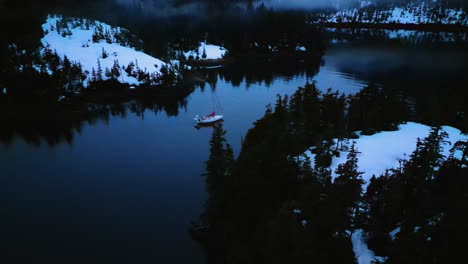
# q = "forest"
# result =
<box><xmin>195</xmin><ymin>82</ymin><xmax>468</xmax><ymax>263</ymax></box>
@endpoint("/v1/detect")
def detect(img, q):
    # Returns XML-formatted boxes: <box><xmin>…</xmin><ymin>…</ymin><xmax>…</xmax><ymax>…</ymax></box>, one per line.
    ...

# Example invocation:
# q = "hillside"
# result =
<box><xmin>310</xmin><ymin>2</ymin><xmax>468</xmax><ymax>27</ymax></box>
<box><xmin>44</xmin><ymin>15</ymin><xmax>181</xmax><ymax>88</ymax></box>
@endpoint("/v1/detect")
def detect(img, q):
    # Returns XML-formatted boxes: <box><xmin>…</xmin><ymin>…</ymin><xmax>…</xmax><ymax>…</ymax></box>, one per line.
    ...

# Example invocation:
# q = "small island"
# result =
<box><xmin>182</xmin><ymin>41</ymin><xmax>229</xmax><ymax>68</ymax></box>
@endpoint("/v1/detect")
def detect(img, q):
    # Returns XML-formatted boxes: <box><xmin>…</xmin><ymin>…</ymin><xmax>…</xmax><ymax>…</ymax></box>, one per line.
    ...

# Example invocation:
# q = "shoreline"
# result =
<box><xmin>318</xmin><ymin>22</ymin><xmax>468</xmax><ymax>33</ymax></box>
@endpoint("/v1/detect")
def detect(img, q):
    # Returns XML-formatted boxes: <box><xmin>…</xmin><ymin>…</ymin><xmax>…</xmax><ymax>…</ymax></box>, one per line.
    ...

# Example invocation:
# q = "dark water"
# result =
<box><xmin>1</xmin><ymin>41</ymin><xmax>467</xmax><ymax>263</ymax></box>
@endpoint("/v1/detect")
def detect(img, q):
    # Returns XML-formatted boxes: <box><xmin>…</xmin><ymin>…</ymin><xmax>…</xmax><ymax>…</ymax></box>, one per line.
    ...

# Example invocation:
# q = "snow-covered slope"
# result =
<box><xmin>311</xmin><ymin>3</ymin><xmax>468</xmax><ymax>26</ymax></box>
<box><xmin>39</xmin><ymin>14</ymin><xmax>177</xmax><ymax>88</ymax></box>
<box><xmin>304</xmin><ymin>122</ymin><xmax>468</xmax><ymax>187</ymax></box>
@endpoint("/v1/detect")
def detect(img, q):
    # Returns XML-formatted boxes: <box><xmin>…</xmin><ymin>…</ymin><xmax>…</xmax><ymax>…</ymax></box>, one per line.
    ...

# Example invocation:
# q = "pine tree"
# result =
<box><xmin>91</xmin><ymin>67</ymin><xmax>97</xmax><ymax>82</ymax></box>
<box><xmin>111</xmin><ymin>59</ymin><xmax>120</xmax><ymax>79</ymax></box>
<box><xmin>104</xmin><ymin>67</ymin><xmax>111</xmax><ymax>78</ymax></box>
<box><xmin>204</xmin><ymin>123</ymin><xmax>234</xmax><ymax>219</ymax></box>
<box><xmin>302</xmin><ymin>82</ymin><xmax>321</xmax><ymax>144</ymax></box>
<box><xmin>332</xmin><ymin>142</ymin><xmax>364</xmax><ymax>231</ymax></box>
<box><xmin>125</xmin><ymin>61</ymin><xmax>135</xmax><ymax>77</ymax></box>
<box><xmin>96</xmin><ymin>58</ymin><xmax>103</xmax><ymax>81</ymax></box>
<box><xmin>101</xmin><ymin>47</ymin><xmax>108</xmax><ymax>59</ymax></box>
<box><xmin>62</xmin><ymin>55</ymin><xmax>71</xmax><ymax>72</ymax></box>
<box><xmin>202</xmin><ymin>46</ymin><xmax>207</xmax><ymax>59</ymax></box>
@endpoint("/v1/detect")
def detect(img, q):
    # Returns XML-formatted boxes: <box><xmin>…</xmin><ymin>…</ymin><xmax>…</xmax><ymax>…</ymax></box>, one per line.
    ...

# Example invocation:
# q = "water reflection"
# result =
<box><xmin>0</xmin><ymin>92</ymin><xmax>190</xmax><ymax>147</ymax></box>
<box><xmin>3</xmin><ymin>37</ymin><xmax>467</xmax><ymax>148</ymax></box>
<box><xmin>324</xmin><ymin>27</ymin><xmax>468</xmax><ymax>46</ymax></box>
<box><xmin>213</xmin><ymin>57</ymin><xmax>322</xmax><ymax>88</ymax></box>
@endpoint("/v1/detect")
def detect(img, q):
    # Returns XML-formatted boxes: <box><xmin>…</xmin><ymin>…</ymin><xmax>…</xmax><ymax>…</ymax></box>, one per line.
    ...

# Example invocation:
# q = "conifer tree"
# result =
<box><xmin>96</xmin><ymin>58</ymin><xmax>103</xmax><ymax>81</ymax></box>
<box><xmin>202</xmin><ymin>46</ymin><xmax>207</xmax><ymax>59</ymax></box>
<box><xmin>332</xmin><ymin>142</ymin><xmax>364</xmax><ymax>230</ymax></box>
<box><xmin>302</xmin><ymin>82</ymin><xmax>321</xmax><ymax>144</ymax></box>
<box><xmin>101</xmin><ymin>47</ymin><xmax>108</xmax><ymax>59</ymax></box>
<box><xmin>204</xmin><ymin>123</ymin><xmax>234</xmax><ymax>220</ymax></box>
<box><xmin>111</xmin><ymin>60</ymin><xmax>120</xmax><ymax>79</ymax></box>
<box><xmin>91</xmin><ymin>67</ymin><xmax>97</xmax><ymax>82</ymax></box>
<box><xmin>104</xmin><ymin>67</ymin><xmax>111</xmax><ymax>79</ymax></box>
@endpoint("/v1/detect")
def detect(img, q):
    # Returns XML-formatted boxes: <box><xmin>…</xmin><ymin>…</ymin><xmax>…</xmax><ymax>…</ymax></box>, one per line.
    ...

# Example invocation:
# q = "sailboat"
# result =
<box><xmin>194</xmin><ymin>112</ymin><xmax>223</xmax><ymax>124</ymax></box>
<box><xmin>194</xmin><ymin>89</ymin><xmax>224</xmax><ymax>124</ymax></box>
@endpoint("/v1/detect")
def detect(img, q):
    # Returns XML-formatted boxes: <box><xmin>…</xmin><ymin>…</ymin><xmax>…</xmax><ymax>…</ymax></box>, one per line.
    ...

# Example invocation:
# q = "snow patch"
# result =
<box><xmin>352</xmin><ymin>229</ymin><xmax>387</xmax><ymax>264</ymax></box>
<box><xmin>296</xmin><ymin>45</ymin><xmax>306</xmax><ymax>51</ymax></box>
<box><xmin>183</xmin><ymin>41</ymin><xmax>227</xmax><ymax>60</ymax></box>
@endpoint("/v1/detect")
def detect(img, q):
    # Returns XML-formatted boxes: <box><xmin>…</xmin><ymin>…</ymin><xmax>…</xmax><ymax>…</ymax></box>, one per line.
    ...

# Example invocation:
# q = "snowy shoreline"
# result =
<box><xmin>310</xmin><ymin>2</ymin><xmax>468</xmax><ymax>32</ymax></box>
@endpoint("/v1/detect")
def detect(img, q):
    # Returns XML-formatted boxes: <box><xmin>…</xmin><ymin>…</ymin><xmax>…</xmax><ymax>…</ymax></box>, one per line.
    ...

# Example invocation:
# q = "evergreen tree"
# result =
<box><xmin>331</xmin><ymin>142</ymin><xmax>364</xmax><ymax>231</ymax></box>
<box><xmin>125</xmin><ymin>61</ymin><xmax>135</xmax><ymax>77</ymax></box>
<box><xmin>104</xmin><ymin>67</ymin><xmax>111</xmax><ymax>79</ymax></box>
<box><xmin>91</xmin><ymin>67</ymin><xmax>97</xmax><ymax>82</ymax></box>
<box><xmin>321</xmin><ymin>88</ymin><xmax>346</xmax><ymax>138</ymax></box>
<box><xmin>202</xmin><ymin>46</ymin><xmax>207</xmax><ymax>59</ymax></box>
<box><xmin>96</xmin><ymin>58</ymin><xmax>103</xmax><ymax>81</ymax></box>
<box><xmin>302</xmin><ymin>82</ymin><xmax>322</xmax><ymax>145</ymax></box>
<box><xmin>101</xmin><ymin>47</ymin><xmax>108</xmax><ymax>59</ymax></box>
<box><xmin>111</xmin><ymin>59</ymin><xmax>120</xmax><ymax>79</ymax></box>
<box><xmin>204</xmin><ymin>122</ymin><xmax>234</xmax><ymax>219</ymax></box>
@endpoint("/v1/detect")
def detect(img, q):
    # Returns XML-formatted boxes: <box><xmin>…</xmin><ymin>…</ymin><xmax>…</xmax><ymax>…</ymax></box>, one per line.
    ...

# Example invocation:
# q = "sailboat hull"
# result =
<box><xmin>194</xmin><ymin>115</ymin><xmax>223</xmax><ymax>124</ymax></box>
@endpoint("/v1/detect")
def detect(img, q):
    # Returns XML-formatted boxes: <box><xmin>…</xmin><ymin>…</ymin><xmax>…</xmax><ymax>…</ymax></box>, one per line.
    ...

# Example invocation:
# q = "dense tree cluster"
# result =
<box><xmin>195</xmin><ymin>81</ymin><xmax>467</xmax><ymax>263</ymax></box>
<box><xmin>362</xmin><ymin>128</ymin><xmax>468</xmax><ymax>263</ymax></box>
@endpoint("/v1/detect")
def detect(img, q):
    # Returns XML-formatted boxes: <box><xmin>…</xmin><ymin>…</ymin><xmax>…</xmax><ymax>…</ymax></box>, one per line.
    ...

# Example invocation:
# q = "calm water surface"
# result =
<box><xmin>1</xmin><ymin>42</ymin><xmax>465</xmax><ymax>263</ymax></box>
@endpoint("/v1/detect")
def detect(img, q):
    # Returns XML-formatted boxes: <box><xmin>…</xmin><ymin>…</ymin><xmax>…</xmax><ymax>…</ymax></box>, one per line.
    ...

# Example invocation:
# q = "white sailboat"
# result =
<box><xmin>194</xmin><ymin>89</ymin><xmax>224</xmax><ymax>124</ymax></box>
<box><xmin>194</xmin><ymin>112</ymin><xmax>223</xmax><ymax>124</ymax></box>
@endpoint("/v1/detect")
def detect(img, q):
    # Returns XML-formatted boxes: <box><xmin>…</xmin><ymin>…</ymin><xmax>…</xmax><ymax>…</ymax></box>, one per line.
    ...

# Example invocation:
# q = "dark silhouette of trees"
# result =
<box><xmin>195</xmin><ymin>80</ymin><xmax>467</xmax><ymax>263</ymax></box>
<box><xmin>348</xmin><ymin>83</ymin><xmax>410</xmax><ymax>135</ymax></box>
<box><xmin>361</xmin><ymin>127</ymin><xmax>467</xmax><ymax>263</ymax></box>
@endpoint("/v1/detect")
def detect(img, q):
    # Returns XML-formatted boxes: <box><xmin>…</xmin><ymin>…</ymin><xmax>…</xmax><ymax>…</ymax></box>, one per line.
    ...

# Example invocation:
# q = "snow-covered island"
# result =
<box><xmin>310</xmin><ymin>2</ymin><xmax>468</xmax><ymax>28</ymax></box>
<box><xmin>181</xmin><ymin>41</ymin><xmax>229</xmax><ymax>67</ymax></box>
<box><xmin>37</xmin><ymin>14</ymin><xmax>180</xmax><ymax>92</ymax></box>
